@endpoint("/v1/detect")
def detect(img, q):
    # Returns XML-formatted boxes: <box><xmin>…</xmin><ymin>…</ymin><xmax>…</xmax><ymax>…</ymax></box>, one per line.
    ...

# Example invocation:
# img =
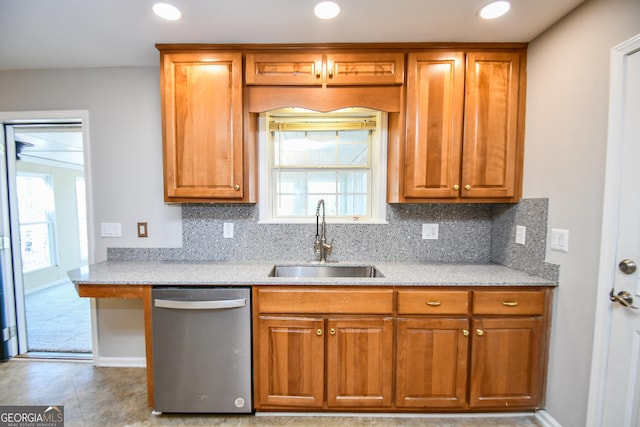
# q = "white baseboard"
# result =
<box><xmin>93</xmin><ymin>356</ymin><xmax>146</xmax><ymax>367</ymax></box>
<box><xmin>536</xmin><ymin>410</ymin><xmax>563</xmax><ymax>427</ymax></box>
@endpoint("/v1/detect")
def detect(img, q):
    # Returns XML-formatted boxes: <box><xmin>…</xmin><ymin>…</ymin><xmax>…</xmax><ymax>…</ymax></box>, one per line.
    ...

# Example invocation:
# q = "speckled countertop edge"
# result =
<box><xmin>68</xmin><ymin>260</ymin><xmax>557</xmax><ymax>287</ymax></box>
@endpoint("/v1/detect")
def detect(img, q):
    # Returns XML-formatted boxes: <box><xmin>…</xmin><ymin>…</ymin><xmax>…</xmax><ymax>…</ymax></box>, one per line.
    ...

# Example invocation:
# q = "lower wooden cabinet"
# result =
<box><xmin>327</xmin><ymin>317</ymin><xmax>394</xmax><ymax>408</ymax></box>
<box><xmin>396</xmin><ymin>317</ymin><xmax>469</xmax><ymax>408</ymax></box>
<box><xmin>253</xmin><ymin>286</ymin><xmax>552</xmax><ymax>412</ymax></box>
<box><xmin>257</xmin><ymin>316</ymin><xmax>325</xmax><ymax>408</ymax></box>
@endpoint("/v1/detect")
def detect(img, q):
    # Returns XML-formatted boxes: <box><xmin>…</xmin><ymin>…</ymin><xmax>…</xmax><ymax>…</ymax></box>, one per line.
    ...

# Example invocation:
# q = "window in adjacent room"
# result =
<box><xmin>16</xmin><ymin>173</ymin><xmax>57</xmax><ymax>272</ymax></box>
<box><xmin>258</xmin><ymin>108</ymin><xmax>387</xmax><ymax>223</ymax></box>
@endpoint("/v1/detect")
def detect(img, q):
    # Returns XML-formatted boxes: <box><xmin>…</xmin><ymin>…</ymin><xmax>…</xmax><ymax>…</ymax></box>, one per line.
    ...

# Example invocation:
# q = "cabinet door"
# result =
<box><xmin>245</xmin><ymin>53</ymin><xmax>324</xmax><ymax>86</ymax></box>
<box><xmin>161</xmin><ymin>51</ymin><xmax>244</xmax><ymax>201</ymax></box>
<box><xmin>461</xmin><ymin>51</ymin><xmax>522</xmax><ymax>200</ymax></box>
<box><xmin>326</xmin><ymin>53</ymin><xmax>405</xmax><ymax>86</ymax></box>
<box><xmin>326</xmin><ymin>317</ymin><xmax>393</xmax><ymax>407</ymax></box>
<box><xmin>404</xmin><ymin>52</ymin><xmax>465</xmax><ymax>199</ymax></box>
<box><xmin>256</xmin><ymin>316</ymin><xmax>325</xmax><ymax>408</ymax></box>
<box><xmin>396</xmin><ymin>318</ymin><xmax>469</xmax><ymax>408</ymax></box>
<box><xmin>469</xmin><ymin>316</ymin><xmax>545</xmax><ymax>408</ymax></box>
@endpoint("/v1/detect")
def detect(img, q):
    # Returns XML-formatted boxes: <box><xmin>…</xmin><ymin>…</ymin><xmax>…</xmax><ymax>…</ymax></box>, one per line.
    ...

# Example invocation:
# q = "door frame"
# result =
<box><xmin>0</xmin><ymin>109</ymin><xmax>97</xmax><ymax>356</ymax></box>
<box><xmin>586</xmin><ymin>33</ymin><xmax>640</xmax><ymax>427</ymax></box>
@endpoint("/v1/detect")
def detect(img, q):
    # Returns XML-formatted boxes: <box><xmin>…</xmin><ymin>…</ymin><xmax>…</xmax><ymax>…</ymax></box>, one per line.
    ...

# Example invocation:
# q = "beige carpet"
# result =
<box><xmin>24</xmin><ymin>280</ymin><xmax>91</xmax><ymax>353</ymax></box>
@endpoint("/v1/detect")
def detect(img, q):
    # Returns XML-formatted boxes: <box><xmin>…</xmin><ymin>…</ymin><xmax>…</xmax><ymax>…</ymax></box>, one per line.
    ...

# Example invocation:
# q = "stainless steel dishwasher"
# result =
<box><xmin>151</xmin><ymin>287</ymin><xmax>252</xmax><ymax>414</ymax></box>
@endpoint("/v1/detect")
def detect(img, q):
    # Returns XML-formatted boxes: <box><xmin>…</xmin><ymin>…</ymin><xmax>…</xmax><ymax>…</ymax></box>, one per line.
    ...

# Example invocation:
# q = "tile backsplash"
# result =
<box><xmin>108</xmin><ymin>198</ymin><xmax>558</xmax><ymax>281</ymax></box>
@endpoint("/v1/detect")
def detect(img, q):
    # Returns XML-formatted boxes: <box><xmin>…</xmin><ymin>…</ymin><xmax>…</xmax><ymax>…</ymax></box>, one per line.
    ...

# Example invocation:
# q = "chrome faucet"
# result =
<box><xmin>314</xmin><ymin>199</ymin><xmax>333</xmax><ymax>263</ymax></box>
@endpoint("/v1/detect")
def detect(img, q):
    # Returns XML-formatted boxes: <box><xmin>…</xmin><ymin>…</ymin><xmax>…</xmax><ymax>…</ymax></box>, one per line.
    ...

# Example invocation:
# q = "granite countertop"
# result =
<box><xmin>68</xmin><ymin>260</ymin><xmax>556</xmax><ymax>287</ymax></box>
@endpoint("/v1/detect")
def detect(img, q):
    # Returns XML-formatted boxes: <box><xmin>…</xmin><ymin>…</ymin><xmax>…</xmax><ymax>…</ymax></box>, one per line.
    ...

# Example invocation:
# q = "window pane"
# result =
<box><xmin>337</xmin><ymin>143</ymin><xmax>369</xmax><ymax>166</ymax></box>
<box><xmin>16</xmin><ymin>174</ymin><xmax>56</xmax><ymax>271</ymax></box>
<box><xmin>20</xmin><ymin>223</ymin><xmax>52</xmax><ymax>271</ymax></box>
<box><xmin>338</xmin><ymin>195</ymin><xmax>367</xmax><ymax>216</ymax></box>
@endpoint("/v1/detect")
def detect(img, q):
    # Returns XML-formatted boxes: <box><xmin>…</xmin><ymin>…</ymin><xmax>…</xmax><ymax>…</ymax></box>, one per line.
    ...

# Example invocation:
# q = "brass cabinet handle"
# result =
<box><xmin>453</xmin><ymin>184</ymin><xmax>460</xmax><ymax>191</ymax></box>
<box><xmin>464</xmin><ymin>185</ymin><xmax>471</xmax><ymax>191</ymax></box>
<box><xmin>462</xmin><ymin>329</ymin><xmax>469</xmax><ymax>337</ymax></box>
<box><xmin>234</xmin><ymin>184</ymin><xmax>240</xmax><ymax>191</ymax></box>
<box><xmin>476</xmin><ymin>329</ymin><xmax>484</xmax><ymax>336</ymax></box>
<box><xmin>502</xmin><ymin>301</ymin><xmax>519</xmax><ymax>307</ymax></box>
<box><xmin>426</xmin><ymin>301</ymin><xmax>441</xmax><ymax>307</ymax></box>
<box><xmin>315</xmin><ymin>69</ymin><xmax>322</xmax><ymax>79</ymax></box>
<box><xmin>330</xmin><ymin>328</ymin><xmax>336</xmax><ymax>335</ymax></box>
<box><xmin>316</xmin><ymin>329</ymin><xmax>323</xmax><ymax>336</ymax></box>
<box><xmin>328</xmin><ymin>68</ymin><xmax>334</xmax><ymax>78</ymax></box>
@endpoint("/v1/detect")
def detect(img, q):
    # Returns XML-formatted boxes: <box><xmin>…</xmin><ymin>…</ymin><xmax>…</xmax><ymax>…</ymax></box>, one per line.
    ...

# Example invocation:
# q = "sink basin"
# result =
<box><xmin>269</xmin><ymin>264</ymin><xmax>384</xmax><ymax>278</ymax></box>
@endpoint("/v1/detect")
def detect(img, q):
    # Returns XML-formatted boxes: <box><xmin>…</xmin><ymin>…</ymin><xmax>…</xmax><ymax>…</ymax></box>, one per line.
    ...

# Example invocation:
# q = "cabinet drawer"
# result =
<box><xmin>472</xmin><ymin>290</ymin><xmax>546</xmax><ymax>315</ymax></box>
<box><xmin>398</xmin><ymin>290</ymin><xmax>469</xmax><ymax>315</ymax></box>
<box><xmin>256</xmin><ymin>288</ymin><xmax>394</xmax><ymax>314</ymax></box>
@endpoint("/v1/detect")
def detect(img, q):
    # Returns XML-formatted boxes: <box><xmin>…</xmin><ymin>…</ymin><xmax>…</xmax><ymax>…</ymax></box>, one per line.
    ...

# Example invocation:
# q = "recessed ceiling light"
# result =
<box><xmin>478</xmin><ymin>1</ymin><xmax>511</xmax><ymax>19</ymax></box>
<box><xmin>314</xmin><ymin>1</ymin><xmax>340</xmax><ymax>20</ymax></box>
<box><xmin>153</xmin><ymin>3</ymin><xmax>182</xmax><ymax>21</ymax></box>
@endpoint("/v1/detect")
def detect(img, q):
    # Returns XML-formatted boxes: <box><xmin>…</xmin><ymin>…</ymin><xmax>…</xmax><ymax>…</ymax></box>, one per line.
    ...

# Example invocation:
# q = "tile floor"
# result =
<box><xmin>0</xmin><ymin>359</ymin><xmax>545</xmax><ymax>427</ymax></box>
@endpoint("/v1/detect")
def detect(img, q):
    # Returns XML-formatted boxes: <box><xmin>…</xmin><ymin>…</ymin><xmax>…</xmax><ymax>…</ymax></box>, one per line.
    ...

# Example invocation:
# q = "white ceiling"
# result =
<box><xmin>0</xmin><ymin>0</ymin><xmax>585</xmax><ymax>71</ymax></box>
<box><xmin>14</xmin><ymin>126</ymin><xmax>84</xmax><ymax>168</ymax></box>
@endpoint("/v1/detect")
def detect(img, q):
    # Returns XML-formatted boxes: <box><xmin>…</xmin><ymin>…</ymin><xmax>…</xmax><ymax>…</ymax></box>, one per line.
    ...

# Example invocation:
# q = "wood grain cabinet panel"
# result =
<box><xmin>159</xmin><ymin>50</ymin><xmax>248</xmax><ymax>202</ymax></box>
<box><xmin>396</xmin><ymin>317</ymin><xmax>469</xmax><ymax>408</ymax></box>
<box><xmin>256</xmin><ymin>316</ymin><xmax>325</xmax><ymax>408</ymax></box>
<box><xmin>404</xmin><ymin>51</ymin><xmax>465</xmax><ymax>199</ymax></box>
<box><xmin>398</xmin><ymin>290</ymin><xmax>469</xmax><ymax>315</ymax></box>
<box><xmin>326</xmin><ymin>317</ymin><xmax>394</xmax><ymax>407</ymax></box>
<box><xmin>246</xmin><ymin>52</ymin><xmax>404</xmax><ymax>86</ymax></box>
<box><xmin>461</xmin><ymin>51</ymin><xmax>523</xmax><ymax>200</ymax></box>
<box><xmin>390</xmin><ymin>49</ymin><xmax>525</xmax><ymax>203</ymax></box>
<box><xmin>469</xmin><ymin>316</ymin><xmax>545</xmax><ymax>408</ymax></box>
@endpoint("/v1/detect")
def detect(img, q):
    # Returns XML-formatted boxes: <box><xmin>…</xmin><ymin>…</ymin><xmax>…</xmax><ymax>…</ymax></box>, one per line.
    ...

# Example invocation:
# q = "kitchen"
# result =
<box><xmin>0</xmin><ymin>0</ymin><xmax>639</xmax><ymax>426</ymax></box>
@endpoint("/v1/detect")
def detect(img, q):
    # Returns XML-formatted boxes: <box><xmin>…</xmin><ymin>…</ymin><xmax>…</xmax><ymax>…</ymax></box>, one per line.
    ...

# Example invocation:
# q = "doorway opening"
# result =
<box><xmin>3</xmin><ymin>120</ymin><xmax>92</xmax><ymax>358</ymax></box>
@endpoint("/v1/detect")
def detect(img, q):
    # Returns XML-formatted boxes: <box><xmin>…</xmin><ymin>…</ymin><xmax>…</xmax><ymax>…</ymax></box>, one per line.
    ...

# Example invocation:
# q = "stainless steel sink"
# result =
<box><xmin>268</xmin><ymin>264</ymin><xmax>383</xmax><ymax>278</ymax></box>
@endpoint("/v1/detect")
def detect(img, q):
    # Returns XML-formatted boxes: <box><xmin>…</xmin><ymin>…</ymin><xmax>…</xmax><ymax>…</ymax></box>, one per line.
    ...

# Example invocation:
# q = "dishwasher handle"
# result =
<box><xmin>154</xmin><ymin>298</ymin><xmax>246</xmax><ymax>310</ymax></box>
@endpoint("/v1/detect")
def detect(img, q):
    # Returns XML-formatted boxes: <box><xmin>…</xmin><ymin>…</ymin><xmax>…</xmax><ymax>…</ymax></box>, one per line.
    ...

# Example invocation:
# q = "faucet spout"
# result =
<box><xmin>314</xmin><ymin>199</ymin><xmax>332</xmax><ymax>262</ymax></box>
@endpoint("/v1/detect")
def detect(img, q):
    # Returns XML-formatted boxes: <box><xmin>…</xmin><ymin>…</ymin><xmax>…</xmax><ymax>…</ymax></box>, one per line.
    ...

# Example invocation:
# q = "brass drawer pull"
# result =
<box><xmin>316</xmin><ymin>329</ymin><xmax>323</xmax><ymax>336</ymax></box>
<box><xmin>426</xmin><ymin>301</ymin><xmax>441</xmax><ymax>307</ymax></box>
<box><xmin>476</xmin><ymin>329</ymin><xmax>484</xmax><ymax>336</ymax></box>
<box><xmin>330</xmin><ymin>328</ymin><xmax>336</xmax><ymax>335</ymax></box>
<box><xmin>462</xmin><ymin>329</ymin><xmax>469</xmax><ymax>337</ymax></box>
<box><xmin>234</xmin><ymin>184</ymin><xmax>240</xmax><ymax>191</ymax></box>
<box><xmin>502</xmin><ymin>301</ymin><xmax>519</xmax><ymax>307</ymax></box>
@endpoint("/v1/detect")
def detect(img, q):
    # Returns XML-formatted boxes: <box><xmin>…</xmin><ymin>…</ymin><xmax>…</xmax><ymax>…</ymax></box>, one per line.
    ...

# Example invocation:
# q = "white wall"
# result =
<box><xmin>524</xmin><ymin>0</ymin><xmax>640</xmax><ymax>425</ymax></box>
<box><xmin>0</xmin><ymin>67</ymin><xmax>183</xmax><ymax>360</ymax></box>
<box><xmin>0</xmin><ymin>67</ymin><xmax>183</xmax><ymax>260</ymax></box>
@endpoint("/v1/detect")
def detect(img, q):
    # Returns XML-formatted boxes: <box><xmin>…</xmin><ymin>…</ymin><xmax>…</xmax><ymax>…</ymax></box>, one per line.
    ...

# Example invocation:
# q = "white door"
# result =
<box><xmin>592</xmin><ymin>34</ymin><xmax>640</xmax><ymax>427</ymax></box>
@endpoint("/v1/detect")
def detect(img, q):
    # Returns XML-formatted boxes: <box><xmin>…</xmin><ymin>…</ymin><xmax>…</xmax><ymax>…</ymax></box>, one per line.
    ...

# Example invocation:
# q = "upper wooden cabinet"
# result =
<box><xmin>159</xmin><ymin>49</ymin><xmax>253</xmax><ymax>202</ymax></box>
<box><xmin>245</xmin><ymin>52</ymin><xmax>405</xmax><ymax>86</ymax></box>
<box><xmin>404</xmin><ymin>52</ymin><xmax>465</xmax><ymax>199</ymax></box>
<box><xmin>462</xmin><ymin>52</ymin><xmax>523</xmax><ymax>200</ymax></box>
<box><xmin>391</xmin><ymin>49</ymin><xmax>525</xmax><ymax>203</ymax></box>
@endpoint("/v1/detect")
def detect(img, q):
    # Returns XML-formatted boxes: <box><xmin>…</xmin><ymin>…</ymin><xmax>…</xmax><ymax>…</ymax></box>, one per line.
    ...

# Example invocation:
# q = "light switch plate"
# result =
<box><xmin>422</xmin><ymin>223</ymin><xmax>439</xmax><ymax>240</ymax></box>
<box><xmin>551</xmin><ymin>228</ymin><xmax>569</xmax><ymax>252</ymax></box>
<box><xmin>100</xmin><ymin>222</ymin><xmax>122</xmax><ymax>237</ymax></box>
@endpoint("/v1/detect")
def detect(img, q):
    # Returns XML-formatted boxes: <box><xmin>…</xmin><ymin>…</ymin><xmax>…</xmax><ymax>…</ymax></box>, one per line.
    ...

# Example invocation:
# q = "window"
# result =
<box><xmin>259</xmin><ymin>108</ymin><xmax>387</xmax><ymax>223</ymax></box>
<box><xmin>16</xmin><ymin>173</ymin><xmax>57</xmax><ymax>272</ymax></box>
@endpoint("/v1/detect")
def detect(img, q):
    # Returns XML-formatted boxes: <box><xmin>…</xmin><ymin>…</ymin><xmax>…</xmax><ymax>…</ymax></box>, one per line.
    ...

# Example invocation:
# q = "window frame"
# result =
<box><xmin>258</xmin><ymin>108</ymin><xmax>387</xmax><ymax>224</ymax></box>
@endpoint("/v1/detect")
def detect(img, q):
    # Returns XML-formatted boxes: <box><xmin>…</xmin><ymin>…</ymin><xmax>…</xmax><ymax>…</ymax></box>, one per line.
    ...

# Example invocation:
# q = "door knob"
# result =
<box><xmin>619</xmin><ymin>259</ymin><xmax>637</xmax><ymax>274</ymax></box>
<box><xmin>610</xmin><ymin>288</ymin><xmax>639</xmax><ymax>309</ymax></box>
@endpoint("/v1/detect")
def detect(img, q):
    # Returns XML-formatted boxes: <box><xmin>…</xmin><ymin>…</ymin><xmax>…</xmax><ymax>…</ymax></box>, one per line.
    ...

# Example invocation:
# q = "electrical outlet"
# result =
<box><xmin>223</xmin><ymin>222</ymin><xmax>234</xmax><ymax>239</ymax></box>
<box><xmin>137</xmin><ymin>222</ymin><xmax>148</xmax><ymax>238</ymax></box>
<box><xmin>515</xmin><ymin>225</ymin><xmax>526</xmax><ymax>245</ymax></box>
<box><xmin>422</xmin><ymin>223</ymin><xmax>439</xmax><ymax>240</ymax></box>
